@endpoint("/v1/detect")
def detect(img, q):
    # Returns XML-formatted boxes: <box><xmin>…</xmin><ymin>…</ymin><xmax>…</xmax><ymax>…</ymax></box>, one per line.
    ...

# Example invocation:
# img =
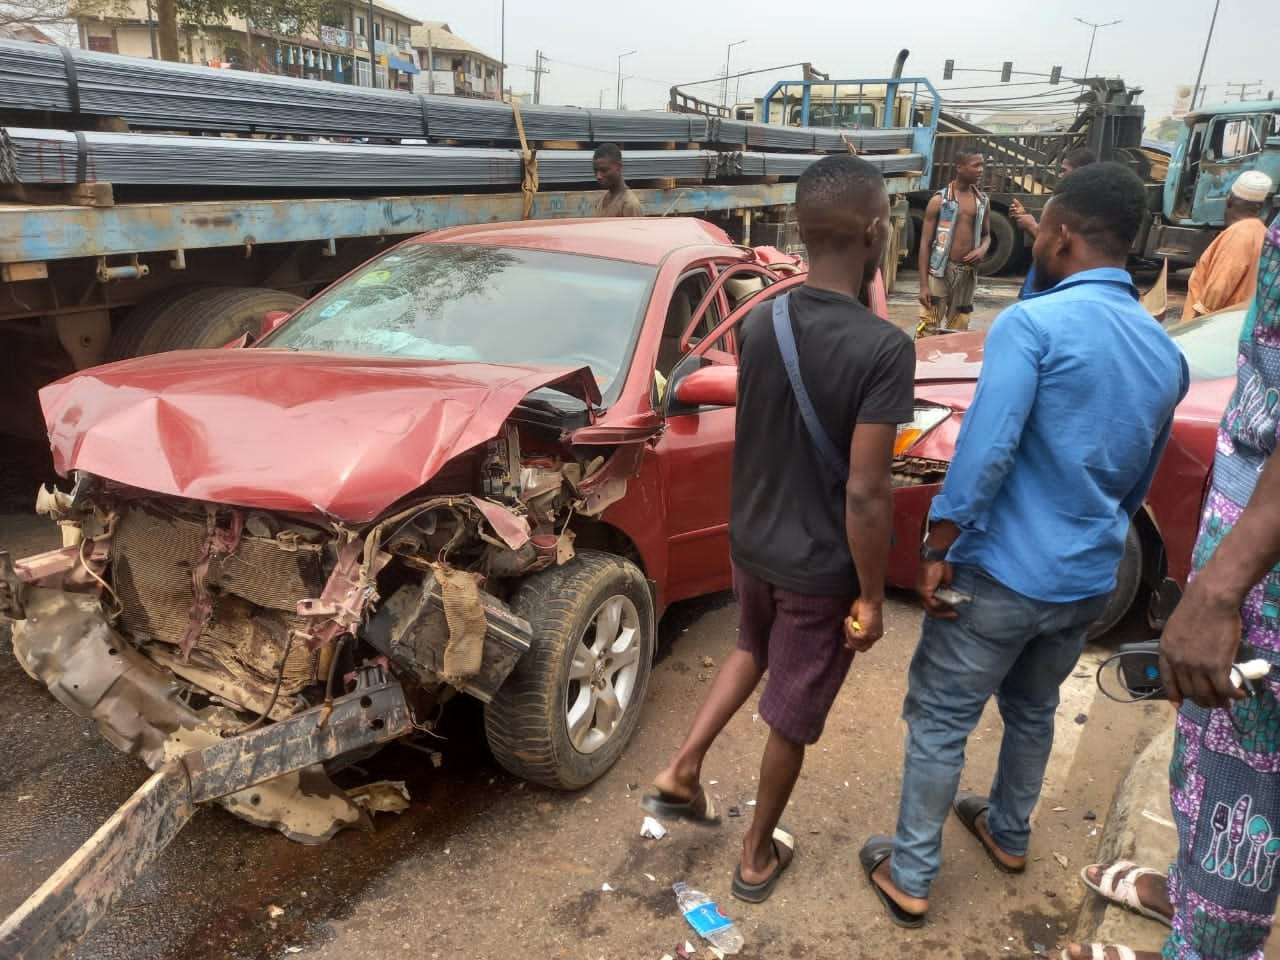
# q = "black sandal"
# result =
<box><xmin>953</xmin><ymin>792</ymin><xmax>1026</xmax><ymax>875</ymax></box>
<box><xmin>859</xmin><ymin>836</ymin><xmax>926</xmax><ymax>928</ymax></box>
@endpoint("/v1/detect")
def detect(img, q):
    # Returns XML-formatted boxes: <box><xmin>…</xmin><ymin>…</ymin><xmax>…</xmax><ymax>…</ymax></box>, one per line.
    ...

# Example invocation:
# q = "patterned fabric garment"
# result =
<box><xmin>1167</xmin><ymin>216</ymin><xmax>1280</xmax><ymax>960</ymax></box>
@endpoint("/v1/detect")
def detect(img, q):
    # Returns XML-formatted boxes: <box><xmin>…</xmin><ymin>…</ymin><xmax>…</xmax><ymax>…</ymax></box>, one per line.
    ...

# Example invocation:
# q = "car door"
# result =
<box><xmin>656</xmin><ymin>265</ymin><xmax>805</xmax><ymax>604</ymax></box>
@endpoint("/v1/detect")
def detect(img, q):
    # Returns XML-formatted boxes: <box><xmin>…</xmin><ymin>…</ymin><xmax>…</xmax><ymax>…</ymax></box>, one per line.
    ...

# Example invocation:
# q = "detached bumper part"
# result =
<box><xmin>3</xmin><ymin>593</ymin><xmax>413</xmax><ymax>960</ymax></box>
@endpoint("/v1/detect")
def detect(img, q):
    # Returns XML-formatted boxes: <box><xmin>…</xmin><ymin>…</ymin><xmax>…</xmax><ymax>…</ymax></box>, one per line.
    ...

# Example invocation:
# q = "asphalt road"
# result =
<box><xmin>0</xmin><ymin>267</ymin><xmax>1186</xmax><ymax>960</ymax></box>
<box><xmin>0</xmin><ymin>506</ymin><xmax>1169</xmax><ymax>960</ymax></box>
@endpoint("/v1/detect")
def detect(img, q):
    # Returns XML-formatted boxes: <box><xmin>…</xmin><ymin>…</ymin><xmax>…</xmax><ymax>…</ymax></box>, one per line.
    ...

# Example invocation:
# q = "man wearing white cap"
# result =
<box><xmin>1182</xmin><ymin>169</ymin><xmax>1274</xmax><ymax>322</ymax></box>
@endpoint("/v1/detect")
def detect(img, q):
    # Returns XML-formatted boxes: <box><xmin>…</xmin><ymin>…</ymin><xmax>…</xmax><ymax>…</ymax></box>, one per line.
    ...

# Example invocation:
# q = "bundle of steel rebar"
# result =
<box><xmin>718</xmin><ymin>151</ymin><xmax>925</xmax><ymax>178</ymax></box>
<box><xmin>0</xmin><ymin>127</ymin><xmax>721</xmax><ymax>188</ymax></box>
<box><xmin>0</xmin><ymin>38</ymin><xmax>916</xmax><ymax>157</ymax></box>
<box><xmin>706</xmin><ymin>117</ymin><xmax>914</xmax><ymax>153</ymax></box>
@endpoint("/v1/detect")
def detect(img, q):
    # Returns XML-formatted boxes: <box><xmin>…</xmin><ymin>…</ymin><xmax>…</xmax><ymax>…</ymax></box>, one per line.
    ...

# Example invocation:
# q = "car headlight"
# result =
<box><xmin>894</xmin><ymin>403</ymin><xmax>952</xmax><ymax>457</ymax></box>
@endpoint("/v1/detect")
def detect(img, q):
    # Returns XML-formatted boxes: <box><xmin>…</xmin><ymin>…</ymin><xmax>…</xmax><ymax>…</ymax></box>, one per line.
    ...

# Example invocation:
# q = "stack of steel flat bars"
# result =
<box><xmin>0</xmin><ymin>128</ymin><xmax>720</xmax><ymax>188</ymax></box>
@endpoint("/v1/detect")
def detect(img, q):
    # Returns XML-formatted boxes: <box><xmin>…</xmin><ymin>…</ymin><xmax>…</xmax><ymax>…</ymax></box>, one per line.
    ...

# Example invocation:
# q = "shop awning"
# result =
<box><xmin>387</xmin><ymin>56</ymin><xmax>419</xmax><ymax>74</ymax></box>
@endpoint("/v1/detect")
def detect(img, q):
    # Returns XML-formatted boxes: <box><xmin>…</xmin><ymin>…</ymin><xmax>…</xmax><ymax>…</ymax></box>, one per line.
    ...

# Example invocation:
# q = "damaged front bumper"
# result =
<box><xmin>0</xmin><ymin>627</ymin><xmax>413</xmax><ymax>960</ymax></box>
<box><xmin>11</xmin><ymin>585</ymin><xmax>383</xmax><ymax>843</ymax></box>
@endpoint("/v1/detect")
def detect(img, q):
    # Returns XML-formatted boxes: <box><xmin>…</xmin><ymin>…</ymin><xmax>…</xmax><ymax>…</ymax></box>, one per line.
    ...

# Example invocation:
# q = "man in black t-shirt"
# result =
<box><xmin>641</xmin><ymin>155</ymin><xmax>915</xmax><ymax>903</ymax></box>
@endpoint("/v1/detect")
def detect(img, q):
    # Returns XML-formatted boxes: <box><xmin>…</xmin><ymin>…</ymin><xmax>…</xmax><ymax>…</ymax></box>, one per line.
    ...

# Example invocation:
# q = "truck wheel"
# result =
<box><xmin>880</xmin><ymin>221</ymin><xmax>901</xmax><ymax>295</ymax></box>
<box><xmin>906</xmin><ymin>207</ymin><xmax>925</xmax><ymax>263</ymax></box>
<box><xmin>106</xmin><ymin>284</ymin><xmax>217</xmax><ymax>361</ymax></box>
<box><xmin>976</xmin><ymin>209</ymin><xmax>1018</xmax><ymax>277</ymax></box>
<box><xmin>485</xmin><ymin>550</ymin><xmax>654</xmax><ymax>790</ymax></box>
<box><xmin>1085</xmin><ymin>523</ymin><xmax>1143</xmax><ymax>639</ymax></box>
<box><xmin>141</xmin><ymin>286</ymin><xmax>304</xmax><ymax>355</ymax></box>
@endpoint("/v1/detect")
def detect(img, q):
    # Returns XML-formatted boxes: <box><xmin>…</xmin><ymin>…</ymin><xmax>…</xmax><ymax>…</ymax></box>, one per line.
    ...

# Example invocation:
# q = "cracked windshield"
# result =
<box><xmin>267</xmin><ymin>244</ymin><xmax>656</xmax><ymax>396</ymax></box>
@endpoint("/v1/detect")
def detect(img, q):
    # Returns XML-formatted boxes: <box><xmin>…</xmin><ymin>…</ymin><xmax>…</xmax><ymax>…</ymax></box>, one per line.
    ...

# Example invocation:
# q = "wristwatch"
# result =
<box><xmin>920</xmin><ymin>540</ymin><xmax>949</xmax><ymax>563</ymax></box>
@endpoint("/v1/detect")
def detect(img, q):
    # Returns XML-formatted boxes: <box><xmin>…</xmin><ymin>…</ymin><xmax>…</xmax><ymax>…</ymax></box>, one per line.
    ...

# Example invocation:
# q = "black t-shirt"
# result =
<box><xmin>729</xmin><ymin>285</ymin><xmax>915</xmax><ymax>596</ymax></box>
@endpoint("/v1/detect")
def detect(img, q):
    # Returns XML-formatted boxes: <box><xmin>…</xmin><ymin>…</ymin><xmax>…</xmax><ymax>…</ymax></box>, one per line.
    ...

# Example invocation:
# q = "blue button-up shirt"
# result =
<box><xmin>930</xmin><ymin>267</ymin><xmax>1190</xmax><ymax>602</ymax></box>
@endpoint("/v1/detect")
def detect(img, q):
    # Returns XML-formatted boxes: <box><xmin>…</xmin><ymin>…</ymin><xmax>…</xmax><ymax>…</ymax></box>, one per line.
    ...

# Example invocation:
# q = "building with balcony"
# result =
<box><xmin>76</xmin><ymin>0</ymin><xmax>421</xmax><ymax>90</ymax></box>
<box><xmin>410</xmin><ymin>21</ymin><xmax>501</xmax><ymax>99</ymax></box>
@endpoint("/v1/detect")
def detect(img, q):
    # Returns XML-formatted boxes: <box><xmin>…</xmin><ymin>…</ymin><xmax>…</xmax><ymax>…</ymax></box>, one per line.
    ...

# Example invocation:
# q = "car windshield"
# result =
<box><xmin>1167</xmin><ymin>305</ymin><xmax>1248</xmax><ymax>382</ymax></box>
<box><xmin>266</xmin><ymin>243</ymin><xmax>656</xmax><ymax>401</ymax></box>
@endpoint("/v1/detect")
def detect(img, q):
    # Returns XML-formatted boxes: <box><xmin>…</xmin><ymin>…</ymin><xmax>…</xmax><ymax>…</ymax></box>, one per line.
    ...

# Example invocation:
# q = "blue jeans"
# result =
<box><xmin>890</xmin><ymin>563</ymin><xmax>1109</xmax><ymax>898</ymax></box>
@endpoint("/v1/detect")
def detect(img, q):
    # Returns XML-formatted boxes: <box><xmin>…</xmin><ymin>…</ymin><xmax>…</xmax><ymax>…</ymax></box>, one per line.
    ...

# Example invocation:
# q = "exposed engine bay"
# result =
<box><xmin>0</xmin><ymin>395</ymin><xmax>639</xmax><ymax>843</ymax></box>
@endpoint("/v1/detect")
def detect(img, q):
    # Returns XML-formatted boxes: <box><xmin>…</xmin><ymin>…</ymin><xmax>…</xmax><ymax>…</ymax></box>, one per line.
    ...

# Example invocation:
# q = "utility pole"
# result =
<box><xmin>528</xmin><ymin>50</ymin><xmax>549</xmax><ymax>104</ymax></box>
<box><xmin>366</xmin><ymin>0</ymin><xmax>377</xmax><ymax>87</ymax></box>
<box><xmin>1192</xmin><ymin>0</ymin><xmax>1221</xmax><ymax>110</ymax></box>
<box><xmin>1073</xmin><ymin>17</ymin><xmax>1121</xmax><ymax>79</ymax></box>
<box><xmin>144</xmin><ymin>0</ymin><xmax>158</xmax><ymax>58</ymax></box>
<box><xmin>498</xmin><ymin>0</ymin><xmax>505</xmax><ymax>102</ymax></box>
<box><xmin>425</xmin><ymin>29</ymin><xmax>434</xmax><ymax>94</ymax></box>
<box><xmin>720</xmin><ymin>39</ymin><xmax>745</xmax><ymax>108</ymax></box>
<box><xmin>616</xmin><ymin>49</ymin><xmax>636</xmax><ymax>110</ymax></box>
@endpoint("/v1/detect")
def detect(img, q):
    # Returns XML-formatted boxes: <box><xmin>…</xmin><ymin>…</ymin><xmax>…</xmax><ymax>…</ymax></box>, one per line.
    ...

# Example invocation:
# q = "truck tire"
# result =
<box><xmin>976</xmin><ymin>209</ymin><xmax>1018</xmax><ymax>277</ymax></box>
<box><xmin>1085</xmin><ymin>523</ymin><xmax>1143</xmax><ymax>640</ymax></box>
<box><xmin>485</xmin><ymin>550</ymin><xmax>654</xmax><ymax>790</ymax></box>
<box><xmin>141</xmin><ymin>286</ymin><xmax>304</xmax><ymax>355</ymax></box>
<box><xmin>106</xmin><ymin>284</ymin><xmax>218</xmax><ymax>361</ymax></box>
<box><xmin>906</xmin><ymin>207</ymin><xmax>925</xmax><ymax>264</ymax></box>
<box><xmin>881</xmin><ymin>221</ymin><xmax>901</xmax><ymax>295</ymax></box>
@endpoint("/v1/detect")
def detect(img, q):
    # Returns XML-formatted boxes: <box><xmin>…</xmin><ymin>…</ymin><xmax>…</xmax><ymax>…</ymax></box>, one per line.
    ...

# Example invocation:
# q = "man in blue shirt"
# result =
<box><xmin>859</xmin><ymin>163</ymin><xmax>1190</xmax><ymax>927</ymax></box>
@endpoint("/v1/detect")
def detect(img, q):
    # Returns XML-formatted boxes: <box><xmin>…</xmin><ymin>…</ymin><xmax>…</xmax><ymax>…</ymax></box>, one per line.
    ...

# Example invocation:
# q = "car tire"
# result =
<box><xmin>1086</xmin><ymin>523</ymin><xmax>1143</xmax><ymax>639</ymax></box>
<box><xmin>485</xmin><ymin>550</ymin><xmax>654</xmax><ymax>790</ymax></box>
<box><xmin>976</xmin><ymin>209</ymin><xmax>1019</xmax><ymax>277</ymax></box>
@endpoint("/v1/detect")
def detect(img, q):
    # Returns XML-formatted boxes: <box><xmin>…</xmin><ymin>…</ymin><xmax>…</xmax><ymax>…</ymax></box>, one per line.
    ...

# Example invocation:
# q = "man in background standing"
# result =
<box><xmin>1011</xmin><ymin>147</ymin><xmax>1097</xmax><ymax>299</ymax></box>
<box><xmin>592</xmin><ymin>143</ymin><xmax>644</xmax><ymax>217</ymax></box>
<box><xmin>916</xmin><ymin>147</ymin><xmax>990</xmax><ymax>338</ymax></box>
<box><xmin>1181</xmin><ymin>170</ymin><xmax>1273</xmax><ymax>322</ymax></box>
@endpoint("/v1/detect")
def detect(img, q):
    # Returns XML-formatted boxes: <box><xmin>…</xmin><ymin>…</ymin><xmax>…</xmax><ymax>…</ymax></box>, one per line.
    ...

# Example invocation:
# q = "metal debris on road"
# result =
<box><xmin>347</xmin><ymin>780</ymin><xmax>411</xmax><ymax>815</ymax></box>
<box><xmin>641</xmin><ymin>817</ymin><xmax>668</xmax><ymax>840</ymax></box>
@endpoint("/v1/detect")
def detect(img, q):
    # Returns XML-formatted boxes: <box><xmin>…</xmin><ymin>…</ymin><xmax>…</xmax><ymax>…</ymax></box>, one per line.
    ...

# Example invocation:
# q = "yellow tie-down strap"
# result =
<box><xmin>510</xmin><ymin>101</ymin><xmax>539</xmax><ymax>220</ymax></box>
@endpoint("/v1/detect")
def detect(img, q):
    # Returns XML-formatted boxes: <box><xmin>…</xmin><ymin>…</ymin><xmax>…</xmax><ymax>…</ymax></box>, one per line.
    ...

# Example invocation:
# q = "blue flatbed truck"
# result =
<box><xmin>0</xmin><ymin>140</ymin><xmax>933</xmax><ymax>440</ymax></box>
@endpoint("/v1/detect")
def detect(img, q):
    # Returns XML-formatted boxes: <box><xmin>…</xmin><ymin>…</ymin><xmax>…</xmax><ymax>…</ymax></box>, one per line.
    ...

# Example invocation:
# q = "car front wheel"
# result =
<box><xmin>484</xmin><ymin>550</ymin><xmax>654</xmax><ymax>789</ymax></box>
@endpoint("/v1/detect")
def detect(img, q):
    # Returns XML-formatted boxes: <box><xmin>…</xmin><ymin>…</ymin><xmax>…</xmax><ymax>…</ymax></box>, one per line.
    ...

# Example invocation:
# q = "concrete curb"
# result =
<box><xmin>1070</xmin><ymin>720</ymin><xmax>1178</xmax><ymax>953</ymax></box>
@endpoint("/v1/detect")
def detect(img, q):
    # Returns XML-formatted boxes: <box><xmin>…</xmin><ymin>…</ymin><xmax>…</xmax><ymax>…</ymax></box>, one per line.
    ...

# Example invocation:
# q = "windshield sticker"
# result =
<box><xmin>318</xmin><ymin>299</ymin><xmax>350</xmax><ymax>319</ymax></box>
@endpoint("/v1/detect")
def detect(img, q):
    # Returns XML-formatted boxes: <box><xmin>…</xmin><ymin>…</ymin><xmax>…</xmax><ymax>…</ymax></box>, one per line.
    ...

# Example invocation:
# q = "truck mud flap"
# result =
<box><xmin>0</xmin><ymin>665</ymin><xmax>413</xmax><ymax>960</ymax></box>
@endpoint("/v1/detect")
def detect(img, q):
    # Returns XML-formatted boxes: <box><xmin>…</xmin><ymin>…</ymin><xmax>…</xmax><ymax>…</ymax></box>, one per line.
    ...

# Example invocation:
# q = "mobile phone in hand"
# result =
<box><xmin>933</xmin><ymin>586</ymin><xmax>972</xmax><ymax>606</ymax></box>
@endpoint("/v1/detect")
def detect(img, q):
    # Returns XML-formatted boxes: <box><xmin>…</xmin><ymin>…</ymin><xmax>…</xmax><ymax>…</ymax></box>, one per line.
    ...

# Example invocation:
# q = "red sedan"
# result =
<box><xmin>887</xmin><ymin>305</ymin><xmax>1243</xmax><ymax>636</ymax></box>
<box><xmin>6</xmin><ymin>217</ymin><xmax>888</xmax><ymax>835</ymax></box>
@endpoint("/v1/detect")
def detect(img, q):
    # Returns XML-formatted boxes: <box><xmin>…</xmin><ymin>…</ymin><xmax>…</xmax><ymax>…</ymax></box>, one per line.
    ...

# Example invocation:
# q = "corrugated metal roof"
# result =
<box><xmin>410</xmin><ymin>22</ymin><xmax>498</xmax><ymax>63</ymax></box>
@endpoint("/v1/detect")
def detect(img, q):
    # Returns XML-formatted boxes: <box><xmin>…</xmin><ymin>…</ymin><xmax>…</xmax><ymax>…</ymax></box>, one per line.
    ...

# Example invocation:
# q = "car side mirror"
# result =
<box><xmin>673</xmin><ymin>364</ymin><xmax>737</xmax><ymax>408</ymax></box>
<box><xmin>262</xmin><ymin>309</ymin><xmax>292</xmax><ymax>337</ymax></box>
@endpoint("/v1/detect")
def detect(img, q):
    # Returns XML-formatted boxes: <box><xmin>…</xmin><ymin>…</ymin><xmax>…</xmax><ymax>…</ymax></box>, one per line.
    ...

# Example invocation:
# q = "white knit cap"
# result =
<box><xmin>1231</xmin><ymin>170</ymin><xmax>1274</xmax><ymax>202</ymax></box>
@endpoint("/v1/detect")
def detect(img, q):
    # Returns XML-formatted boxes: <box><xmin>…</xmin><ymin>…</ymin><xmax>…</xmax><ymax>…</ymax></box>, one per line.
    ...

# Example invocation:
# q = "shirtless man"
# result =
<box><xmin>916</xmin><ymin>148</ymin><xmax>990</xmax><ymax>338</ymax></box>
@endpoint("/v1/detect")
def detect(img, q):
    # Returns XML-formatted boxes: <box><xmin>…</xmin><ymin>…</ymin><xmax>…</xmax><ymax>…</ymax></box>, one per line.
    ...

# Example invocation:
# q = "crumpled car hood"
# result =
<box><xmin>40</xmin><ymin>349</ymin><xmax>599</xmax><ymax>522</ymax></box>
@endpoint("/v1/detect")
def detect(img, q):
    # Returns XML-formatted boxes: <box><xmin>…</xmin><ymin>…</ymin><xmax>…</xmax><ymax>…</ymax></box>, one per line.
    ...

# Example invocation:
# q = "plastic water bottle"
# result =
<box><xmin>673</xmin><ymin>882</ymin><xmax>744</xmax><ymax>955</ymax></box>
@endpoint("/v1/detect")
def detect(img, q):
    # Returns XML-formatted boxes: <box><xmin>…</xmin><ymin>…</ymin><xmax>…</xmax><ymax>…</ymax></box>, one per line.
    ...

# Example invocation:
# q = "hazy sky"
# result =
<box><xmin>395</xmin><ymin>0</ymin><xmax>1277</xmax><ymax>123</ymax></box>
